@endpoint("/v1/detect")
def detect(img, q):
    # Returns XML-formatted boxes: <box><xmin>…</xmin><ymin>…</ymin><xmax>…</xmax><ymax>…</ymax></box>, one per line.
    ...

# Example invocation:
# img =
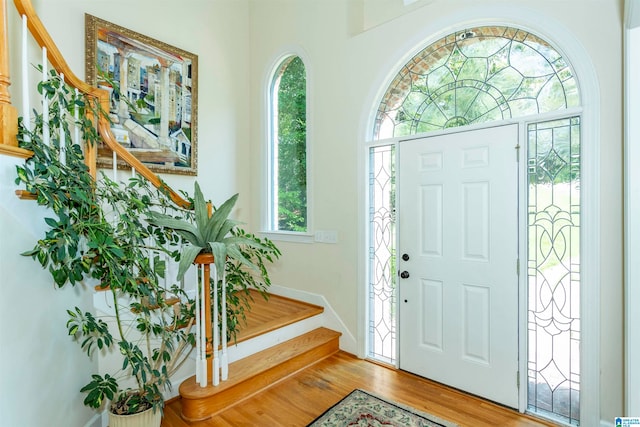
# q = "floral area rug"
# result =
<box><xmin>307</xmin><ymin>389</ymin><xmax>458</xmax><ymax>427</ymax></box>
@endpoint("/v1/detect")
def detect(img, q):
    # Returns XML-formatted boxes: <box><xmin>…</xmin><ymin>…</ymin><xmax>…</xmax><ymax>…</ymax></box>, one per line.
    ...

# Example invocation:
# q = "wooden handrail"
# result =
<box><xmin>97</xmin><ymin>121</ymin><xmax>191</xmax><ymax>208</ymax></box>
<box><xmin>10</xmin><ymin>0</ymin><xmax>191</xmax><ymax>209</ymax></box>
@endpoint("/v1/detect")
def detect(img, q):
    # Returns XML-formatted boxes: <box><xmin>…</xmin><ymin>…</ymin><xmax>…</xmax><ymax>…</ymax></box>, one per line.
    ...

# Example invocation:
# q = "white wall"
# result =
<box><xmin>0</xmin><ymin>154</ymin><xmax>98</xmax><ymax>427</ymax></box>
<box><xmin>248</xmin><ymin>0</ymin><xmax>624</xmax><ymax>424</ymax></box>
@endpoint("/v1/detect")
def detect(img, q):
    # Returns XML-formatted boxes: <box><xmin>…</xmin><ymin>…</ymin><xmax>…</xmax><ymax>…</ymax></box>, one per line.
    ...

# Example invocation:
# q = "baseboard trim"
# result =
<box><xmin>82</xmin><ymin>412</ymin><xmax>103</xmax><ymax>427</ymax></box>
<box><xmin>267</xmin><ymin>284</ymin><xmax>358</xmax><ymax>355</ymax></box>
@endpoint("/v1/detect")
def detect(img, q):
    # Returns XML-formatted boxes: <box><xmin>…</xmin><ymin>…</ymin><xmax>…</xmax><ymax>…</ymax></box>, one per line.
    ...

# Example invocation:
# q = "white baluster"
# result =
<box><xmin>42</xmin><ymin>47</ymin><xmax>49</xmax><ymax>147</ymax></box>
<box><xmin>194</xmin><ymin>264</ymin><xmax>202</xmax><ymax>385</ymax></box>
<box><xmin>198</xmin><ymin>264</ymin><xmax>207</xmax><ymax>387</ymax></box>
<box><xmin>21</xmin><ymin>15</ymin><xmax>31</xmax><ymax>137</ymax></box>
<box><xmin>163</xmin><ymin>253</ymin><xmax>168</xmax><ymax>290</ymax></box>
<box><xmin>212</xmin><ymin>265</ymin><xmax>220</xmax><ymax>386</ymax></box>
<box><xmin>148</xmin><ymin>238</ymin><xmax>154</xmax><ymax>271</ymax></box>
<box><xmin>59</xmin><ymin>73</ymin><xmax>66</xmax><ymax>164</ymax></box>
<box><xmin>74</xmin><ymin>88</ymin><xmax>80</xmax><ymax>147</ymax></box>
<box><xmin>112</xmin><ymin>151</ymin><xmax>117</xmax><ymax>182</ymax></box>
<box><xmin>221</xmin><ymin>267</ymin><xmax>228</xmax><ymax>381</ymax></box>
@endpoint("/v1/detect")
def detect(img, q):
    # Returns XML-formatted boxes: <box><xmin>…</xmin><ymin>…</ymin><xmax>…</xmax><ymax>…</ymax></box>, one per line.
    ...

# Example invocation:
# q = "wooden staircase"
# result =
<box><xmin>177</xmin><ymin>290</ymin><xmax>341</xmax><ymax>422</ymax></box>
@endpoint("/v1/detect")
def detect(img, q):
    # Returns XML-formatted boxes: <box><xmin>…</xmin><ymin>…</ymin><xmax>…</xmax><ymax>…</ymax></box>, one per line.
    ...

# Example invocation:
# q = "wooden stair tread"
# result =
<box><xmin>179</xmin><ymin>327</ymin><xmax>341</xmax><ymax>421</ymax></box>
<box><xmin>15</xmin><ymin>189</ymin><xmax>37</xmax><ymax>200</ymax></box>
<box><xmin>235</xmin><ymin>290</ymin><xmax>324</xmax><ymax>343</ymax></box>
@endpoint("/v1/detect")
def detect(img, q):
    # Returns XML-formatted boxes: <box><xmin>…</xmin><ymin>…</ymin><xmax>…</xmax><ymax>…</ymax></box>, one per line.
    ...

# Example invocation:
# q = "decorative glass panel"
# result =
<box><xmin>527</xmin><ymin>117</ymin><xmax>581</xmax><ymax>424</ymax></box>
<box><xmin>368</xmin><ymin>145</ymin><xmax>396</xmax><ymax>363</ymax></box>
<box><xmin>373</xmin><ymin>26</ymin><xmax>579</xmax><ymax>140</ymax></box>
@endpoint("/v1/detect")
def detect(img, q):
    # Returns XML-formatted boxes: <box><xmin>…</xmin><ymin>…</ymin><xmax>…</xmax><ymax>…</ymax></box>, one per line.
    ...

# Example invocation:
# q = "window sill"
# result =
<box><xmin>258</xmin><ymin>231</ymin><xmax>314</xmax><ymax>244</ymax></box>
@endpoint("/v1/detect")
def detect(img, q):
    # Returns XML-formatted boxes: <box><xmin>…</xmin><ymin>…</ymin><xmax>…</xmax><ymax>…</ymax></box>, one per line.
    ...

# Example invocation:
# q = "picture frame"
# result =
<box><xmin>85</xmin><ymin>14</ymin><xmax>198</xmax><ymax>175</ymax></box>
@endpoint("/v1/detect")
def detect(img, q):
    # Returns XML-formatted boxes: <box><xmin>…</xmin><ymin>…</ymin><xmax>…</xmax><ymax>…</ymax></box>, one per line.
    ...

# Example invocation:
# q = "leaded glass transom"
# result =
<box><xmin>373</xmin><ymin>26</ymin><xmax>579</xmax><ymax>140</ymax></box>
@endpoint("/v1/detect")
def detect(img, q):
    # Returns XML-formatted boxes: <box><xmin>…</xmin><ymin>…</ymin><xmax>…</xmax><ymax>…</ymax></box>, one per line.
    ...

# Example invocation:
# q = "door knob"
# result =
<box><xmin>402</xmin><ymin>253</ymin><xmax>410</xmax><ymax>261</ymax></box>
<box><xmin>400</xmin><ymin>271</ymin><xmax>410</xmax><ymax>279</ymax></box>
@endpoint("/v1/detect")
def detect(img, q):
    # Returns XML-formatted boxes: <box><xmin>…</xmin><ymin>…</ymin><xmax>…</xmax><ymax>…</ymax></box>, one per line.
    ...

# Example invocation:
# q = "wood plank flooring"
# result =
<box><xmin>162</xmin><ymin>351</ymin><xmax>558</xmax><ymax>427</ymax></box>
<box><xmin>178</xmin><ymin>328</ymin><xmax>340</xmax><ymax>421</ymax></box>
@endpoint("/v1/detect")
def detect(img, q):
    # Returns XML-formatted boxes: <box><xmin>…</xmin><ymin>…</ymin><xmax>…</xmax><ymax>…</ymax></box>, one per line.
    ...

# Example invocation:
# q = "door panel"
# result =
<box><xmin>398</xmin><ymin>124</ymin><xmax>519</xmax><ymax>408</ymax></box>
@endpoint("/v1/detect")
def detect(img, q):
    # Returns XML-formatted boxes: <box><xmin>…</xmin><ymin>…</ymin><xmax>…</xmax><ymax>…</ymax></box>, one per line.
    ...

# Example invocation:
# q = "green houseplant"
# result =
<box><xmin>15</xmin><ymin>70</ymin><xmax>279</xmax><ymax>423</ymax></box>
<box><xmin>15</xmin><ymin>72</ymin><xmax>197</xmax><ymax>423</ymax></box>
<box><xmin>146</xmin><ymin>180</ymin><xmax>282</xmax><ymax>352</ymax></box>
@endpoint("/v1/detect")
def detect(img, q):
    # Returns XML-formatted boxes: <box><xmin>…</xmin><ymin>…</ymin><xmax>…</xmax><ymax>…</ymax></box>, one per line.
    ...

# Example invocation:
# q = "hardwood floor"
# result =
<box><xmin>162</xmin><ymin>351</ymin><xmax>557</xmax><ymax>427</ymax></box>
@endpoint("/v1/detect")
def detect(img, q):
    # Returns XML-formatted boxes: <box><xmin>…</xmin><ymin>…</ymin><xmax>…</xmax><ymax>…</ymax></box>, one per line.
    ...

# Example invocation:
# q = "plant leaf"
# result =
<box><xmin>223</xmin><ymin>235</ymin><xmax>268</xmax><ymax>251</ymax></box>
<box><xmin>204</xmin><ymin>193</ymin><xmax>238</xmax><ymax>243</ymax></box>
<box><xmin>208</xmin><ymin>242</ymin><xmax>227</xmax><ymax>277</ymax></box>
<box><xmin>174</xmin><ymin>229</ymin><xmax>202</xmax><ymax>247</ymax></box>
<box><xmin>193</xmin><ymin>182</ymin><xmax>209</xmax><ymax>233</ymax></box>
<box><xmin>226</xmin><ymin>245</ymin><xmax>259</xmax><ymax>271</ymax></box>
<box><xmin>147</xmin><ymin>211</ymin><xmax>203</xmax><ymax>246</ymax></box>
<box><xmin>215</xmin><ymin>219</ymin><xmax>243</xmax><ymax>242</ymax></box>
<box><xmin>177</xmin><ymin>244</ymin><xmax>202</xmax><ymax>281</ymax></box>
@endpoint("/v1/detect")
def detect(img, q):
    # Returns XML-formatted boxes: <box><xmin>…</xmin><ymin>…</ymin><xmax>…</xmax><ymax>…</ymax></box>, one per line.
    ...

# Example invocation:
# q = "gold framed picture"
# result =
<box><xmin>85</xmin><ymin>14</ymin><xmax>198</xmax><ymax>175</ymax></box>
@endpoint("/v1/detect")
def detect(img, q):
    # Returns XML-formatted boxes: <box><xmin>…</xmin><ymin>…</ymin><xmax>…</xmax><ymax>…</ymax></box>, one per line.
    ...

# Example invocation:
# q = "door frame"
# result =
<box><xmin>359</xmin><ymin>11</ymin><xmax>601</xmax><ymax>424</ymax></box>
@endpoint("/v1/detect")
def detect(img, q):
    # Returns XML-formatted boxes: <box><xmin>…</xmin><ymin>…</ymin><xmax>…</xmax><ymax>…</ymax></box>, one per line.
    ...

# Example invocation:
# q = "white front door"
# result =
<box><xmin>398</xmin><ymin>124</ymin><xmax>520</xmax><ymax>408</ymax></box>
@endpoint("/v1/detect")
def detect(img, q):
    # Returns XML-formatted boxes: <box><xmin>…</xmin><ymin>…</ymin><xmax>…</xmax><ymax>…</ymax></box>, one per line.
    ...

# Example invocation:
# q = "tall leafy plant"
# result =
<box><xmin>15</xmin><ymin>69</ymin><xmax>197</xmax><ymax>416</ymax></box>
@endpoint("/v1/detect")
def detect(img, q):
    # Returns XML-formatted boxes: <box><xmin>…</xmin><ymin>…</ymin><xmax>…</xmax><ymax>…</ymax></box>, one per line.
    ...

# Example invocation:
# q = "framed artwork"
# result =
<box><xmin>85</xmin><ymin>14</ymin><xmax>198</xmax><ymax>175</ymax></box>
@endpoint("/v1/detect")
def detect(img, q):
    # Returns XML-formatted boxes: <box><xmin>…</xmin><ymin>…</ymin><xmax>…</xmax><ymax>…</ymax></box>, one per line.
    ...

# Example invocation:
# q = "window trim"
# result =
<box><xmin>262</xmin><ymin>47</ymin><xmax>313</xmax><ymax>241</ymax></box>
<box><xmin>624</xmin><ymin>3</ymin><xmax>640</xmax><ymax>414</ymax></box>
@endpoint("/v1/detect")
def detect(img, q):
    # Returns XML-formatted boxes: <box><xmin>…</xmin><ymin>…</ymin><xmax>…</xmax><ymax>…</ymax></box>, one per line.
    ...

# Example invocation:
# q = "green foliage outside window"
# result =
<box><xmin>274</xmin><ymin>56</ymin><xmax>307</xmax><ymax>232</ymax></box>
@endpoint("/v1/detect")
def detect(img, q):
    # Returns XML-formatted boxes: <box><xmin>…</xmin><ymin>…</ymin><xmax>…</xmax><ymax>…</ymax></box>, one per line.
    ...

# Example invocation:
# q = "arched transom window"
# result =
<box><xmin>373</xmin><ymin>26</ymin><xmax>580</xmax><ymax>139</ymax></box>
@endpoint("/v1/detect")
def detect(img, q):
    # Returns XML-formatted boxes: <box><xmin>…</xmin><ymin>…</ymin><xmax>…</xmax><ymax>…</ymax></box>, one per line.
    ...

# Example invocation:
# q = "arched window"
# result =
<box><xmin>373</xmin><ymin>26</ymin><xmax>579</xmax><ymax>139</ymax></box>
<box><xmin>368</xmin><ymin>25</ymin><xmax>582</xmax><ymax>425</ymax></box>
<box><xmin>268</xmin><ymin>56</ymin><xmax>308</xmax><ymax>232</ymax></box>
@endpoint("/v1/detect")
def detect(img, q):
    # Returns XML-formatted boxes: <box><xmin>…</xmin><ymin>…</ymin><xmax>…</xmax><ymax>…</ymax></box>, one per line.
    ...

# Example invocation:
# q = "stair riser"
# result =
<box><xmin>180</xmin><ymin>335</ymin><xmax>340</xmax><ymax>421</ymax></box>
<box><xmin>191</xmin><ymin>313</ymin><xmax>324</xmax><ymax>365</ymax></box>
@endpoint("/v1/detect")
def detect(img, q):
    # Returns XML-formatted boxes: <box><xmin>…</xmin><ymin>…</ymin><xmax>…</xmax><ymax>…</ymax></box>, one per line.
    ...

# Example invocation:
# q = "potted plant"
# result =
<box><xmin>15</xmin><ymin>77</ymin><xmax>196</xmax><ymax>424</ymax></box>
<box><xmin>15</xmin><ymin>70</ymin><xmax>279</xmax><ymax>425</ymax></box>
<box><xmin>146</xmin><ymin>181</ymin><xmax>281</xmax><ymax>379</ymax></box>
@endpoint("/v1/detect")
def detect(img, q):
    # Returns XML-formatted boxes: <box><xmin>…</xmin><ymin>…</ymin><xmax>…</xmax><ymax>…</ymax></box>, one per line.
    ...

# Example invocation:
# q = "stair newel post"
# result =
<box><xmin>0</xmin><ymin>0</ymin><xmax>18</xmax><ymax>148</ymax></box>
<box><xmin>193</xmin><ymin>200</ymin><xmax>217</xmax><ymax>386</ymax></box>
<box><xmin>194</xmin><ymin>253</ymin><xmax>215</xmax><ymax>386</ymax></box>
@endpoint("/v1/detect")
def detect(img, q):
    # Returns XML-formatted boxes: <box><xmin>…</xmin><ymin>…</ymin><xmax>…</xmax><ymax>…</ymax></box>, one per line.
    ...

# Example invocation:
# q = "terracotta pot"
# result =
<box><xmin>194</xmin><ymin>252</ymin><xmax>214</xmax><ymax>265</ymax></box>
<box><xmin>109</xmin><ymin>407</ymin><xmax>161</xmax><ymax>427</ymax></box>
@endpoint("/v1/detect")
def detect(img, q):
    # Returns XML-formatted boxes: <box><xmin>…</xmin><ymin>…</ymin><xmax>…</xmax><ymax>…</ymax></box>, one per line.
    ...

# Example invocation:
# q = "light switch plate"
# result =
<box><xmin>315</xmin><ymin>230</ymin><xmax>338</xmax><ymax>244</ymax></box>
